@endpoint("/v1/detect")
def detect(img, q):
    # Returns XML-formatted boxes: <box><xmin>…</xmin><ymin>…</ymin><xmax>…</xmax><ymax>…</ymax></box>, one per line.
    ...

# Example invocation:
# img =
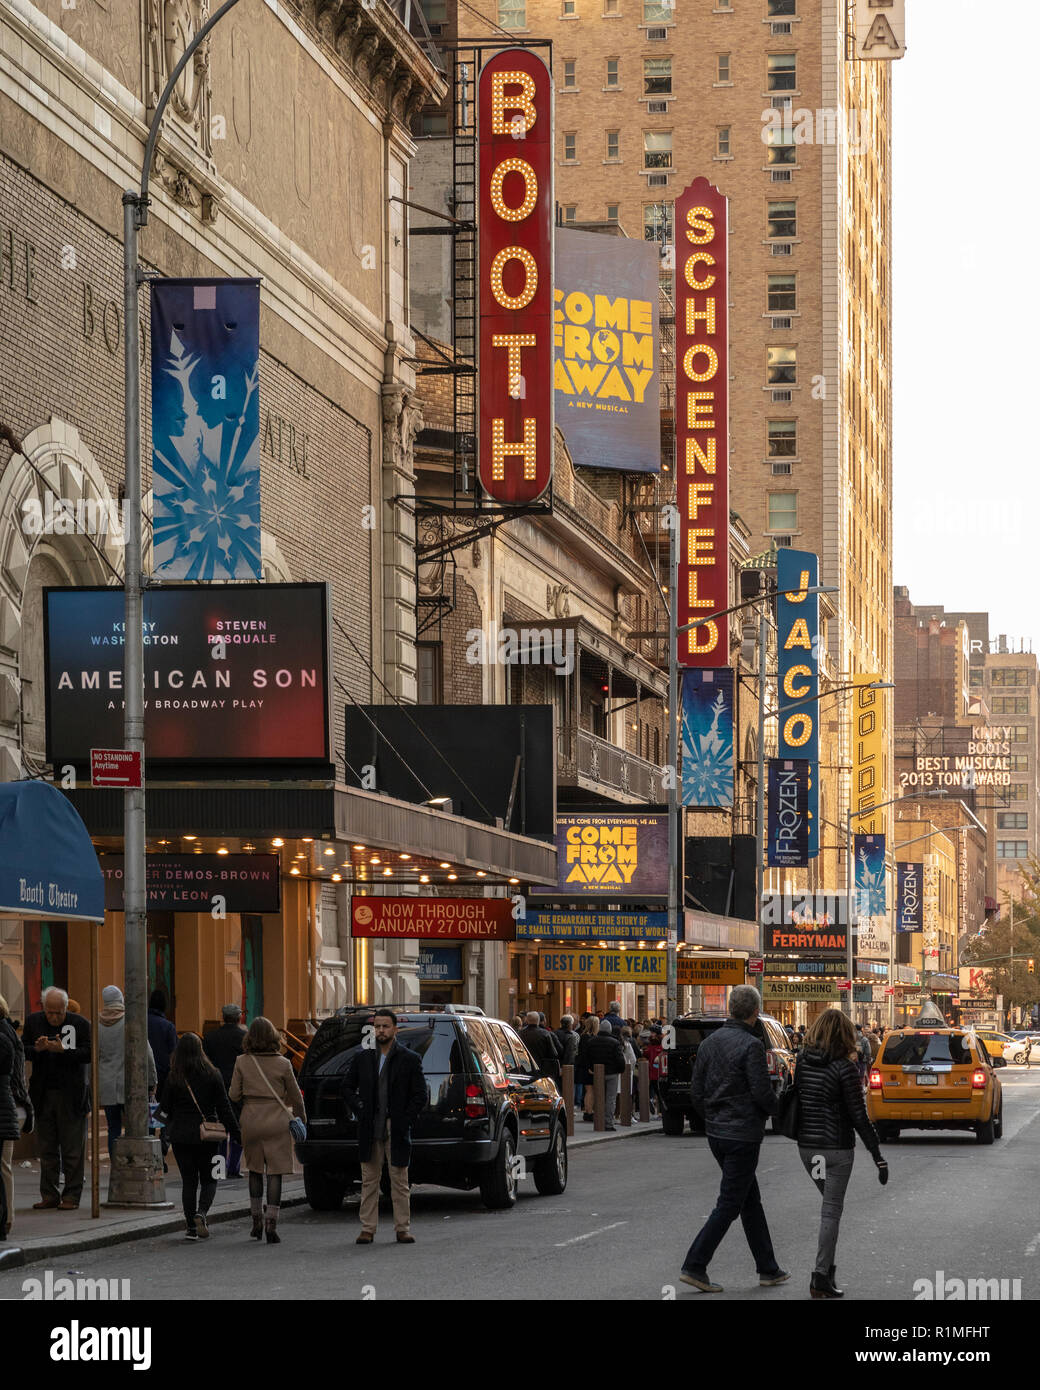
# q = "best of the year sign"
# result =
<box><xmin>537</xmin><ymin>947</ymin><xmax>667</xmax><ymax>982</ymax></box>
<box><xmin>478</xmin><ymin>49</ymin><xmax>553</xmax><ymax>505</ymax></box>
<box><xmin>675</xmin><ymin>178</ymin><xmax>728</xmax><ymax>667</ymax></box>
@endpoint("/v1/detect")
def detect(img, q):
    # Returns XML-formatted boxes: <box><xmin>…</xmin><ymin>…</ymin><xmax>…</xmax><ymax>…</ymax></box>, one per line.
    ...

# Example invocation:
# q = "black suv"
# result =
<box><xmin>295</xmin><ymin>1005</ymin><xmax>568</xmax><ymax>1212</ymax></box>
<box><xmin>657</xmin><ymin>1012</ymin><xmax>797</xmax><ymax>1136</ymax></box>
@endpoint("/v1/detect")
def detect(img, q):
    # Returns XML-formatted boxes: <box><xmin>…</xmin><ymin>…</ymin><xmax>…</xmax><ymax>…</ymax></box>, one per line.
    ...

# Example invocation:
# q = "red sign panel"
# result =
<box><xmin>748</xmin><ymin>957</ymin><xmax>764</xmax><ymax>975</ymax></box>
<box><xmin>675</xmin><ymin>178</ymin><xmax>729</xmax><ymax>667</ymax></box>
<box><xmin>350</xmin><ymin>896</ymin><xmax>516</xmax><ymax>940</ymax></box>
<box><xmin>478</xmin><ymin>49</ymin><xmax>553</xmax><ymax>505</ymax></box>
<box><xmin>90</xmin><ymin>748</ymin><xmax>142</xmax><ymax>788</ymax></box>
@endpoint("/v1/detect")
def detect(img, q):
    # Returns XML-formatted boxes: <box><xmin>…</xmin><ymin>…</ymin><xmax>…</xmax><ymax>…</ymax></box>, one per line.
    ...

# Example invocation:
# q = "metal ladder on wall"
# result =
<box><xmin>452</xmin><ymin>52</ymin><xmax>477</xmax><ymax>500</ymax></box>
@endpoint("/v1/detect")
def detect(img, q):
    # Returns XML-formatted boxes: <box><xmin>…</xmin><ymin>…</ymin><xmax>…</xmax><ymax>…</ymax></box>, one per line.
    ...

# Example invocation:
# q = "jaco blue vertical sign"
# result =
<box><xmin>776</xmin><ymin>549</ymin><xmax>820</xmax><ymax>857</ymax></box>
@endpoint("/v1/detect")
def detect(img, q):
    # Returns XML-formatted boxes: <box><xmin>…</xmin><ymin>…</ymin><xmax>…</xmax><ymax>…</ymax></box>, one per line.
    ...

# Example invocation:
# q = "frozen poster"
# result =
<box><xmin>681</xmin><ymin>667</ymin><xmax>734</xmax><ymax>808</ymax></box>
<box><xmin>150</xmin><ymin>278</ymin><xmax>262</xmax><ymax>579</ymax></box>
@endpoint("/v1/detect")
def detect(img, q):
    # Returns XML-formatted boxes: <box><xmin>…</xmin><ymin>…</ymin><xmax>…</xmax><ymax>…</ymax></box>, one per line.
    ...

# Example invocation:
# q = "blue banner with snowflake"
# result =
<box><xmin>150</xmin><ymin>278</ymin><xmax>262</xmax><ymax>580</ymax></box>
<box><xmin>855</xmin><ymin>833</ymin><xmax>886</xmax><ymax>917</ymax></box>
<box><xmin>680</xmin><ymin>667</ymin><xmax>734</xmax><ymax>808</ymax></box>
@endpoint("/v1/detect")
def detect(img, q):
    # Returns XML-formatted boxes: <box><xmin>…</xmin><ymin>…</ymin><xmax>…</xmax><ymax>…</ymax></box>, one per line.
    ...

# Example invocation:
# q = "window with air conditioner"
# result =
<box><xmin>771</xmin><ymin>169</ymin><xmax>793</xmax><ymax>183</ymax></box>
<box><xmin>765</xmin><ymin>128</ymin><xmax>796</xmax><ymax>165</ymax></box>
<box><xmin>768</xmin><ymin>53</ymin><xmax>796</xmax><ymax>92</ymax></box>
<box><xmin>767</xmin><ymin>492</ymin><xmax>797</xmax><ymax>532</ymax></box>
<box><xmin>563</xmin><ymin>59</ymin><xmax>577</xmax><ymax>87</ymax></box>
<box><xmin>767</xmin><ymin>345</ymin><xmax>796</xmax><ymax>384</ymax></box>
<box><xmin>606</xmin><ymin>57</ymin><xmax>620</xmax><ymax>86</ymax></box>
<box><xmin>717</xmin><ymin>53</ymin><xmax>731</xmax><ymax>82</ymax></box>
<box><xmin>643</xmin><ymin>201</ymin><xmax>673</xmax><ymax>242</ymax></box>
<box><xmin>498</xmin><ymin>0</ymin><xmax>526</xmax><ymax>28</ymax></box>
<box><xmin>716</xmin><ymin>127</ymin><xmax>731</xmax><ymax>157</ymax></box>
<box><xmin>767</xmin><ymin>200</ymin><xmax>796</xmax><ymax>238</ymax></box>
<box><xmin>768</xmin><ymin>273</ymin><xmax>796</xmax><ymax>311</ymax></box>
<box><xmin>771</xmin><ymin>462</ymin><xmax>792</xmax><ymax>476</ymax></box>
<box><xmin>606</xmin><ymin>130</ymin><xmax>620</xmax><ymax>158</ymax></box>
<box><xmin>644</xmin><ymin>57</ymin><xmax>672</xmax><ymax>94</ymax></box>
<box><xmin>644</xmin><ymin>130</ymin><xmax>672</xmax><ymax>169</ymax></box>
<box><xmin>564</xmin><ymin>132</ymin><xmax>577</xmax><ymax>160</ymax></box>
<box><xmin>768</xmin><ymin>419</ymin><xmax>796</xmax><ymax>457</ymax></box>
<box><xmin>771</xmin><ymin>243</ymin><xmax>792</xmax><ymax>257</ymax></box>
<box><xmin>648</xmin><ymin>101</ymin><xmax>667</xmax><ymax>114</ymax></box>
<box><xmin>648</xmin><ymin>173</ymin><xmax>668</xmax><ymax>187</ymax></box>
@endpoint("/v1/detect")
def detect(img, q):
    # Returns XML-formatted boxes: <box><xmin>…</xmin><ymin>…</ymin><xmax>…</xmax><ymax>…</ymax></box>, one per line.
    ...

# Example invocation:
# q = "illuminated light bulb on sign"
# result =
<box><xmin>491</xmin><ymin>71</ymin><xmax>537</xmax><ymax>135</ymax></box>
<box><xmin>491</xmin><ymin>417</ymin><xmax>538</xmax><ymax>482</ymax></box>
<box><xmin>490</xmin><ymin>246</ymin><xmax>538</xmax><ymax>310</ymax></box>
<box><xmin>489</xmin><ymin>159</ymin><xmax>539</xmax><ymax>221</ymax></box>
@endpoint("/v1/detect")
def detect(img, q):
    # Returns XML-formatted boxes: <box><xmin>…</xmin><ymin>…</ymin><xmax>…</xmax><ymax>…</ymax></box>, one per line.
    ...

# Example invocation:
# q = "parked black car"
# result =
<box><xmin>657</xmin><ymin>1012</ymin><xmax>797</xmax><ymax>1136</ymax></box>
<box><xmin>295</xmin><ymin>1005</ymin><xmax>568</xmax><ymax>1212</ymax></box>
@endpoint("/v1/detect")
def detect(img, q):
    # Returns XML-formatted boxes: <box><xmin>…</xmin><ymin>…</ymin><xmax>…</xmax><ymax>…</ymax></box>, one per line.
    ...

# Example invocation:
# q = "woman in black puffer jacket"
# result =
<box><xmin>795</xmin><ymin>1009</ymin><xmax>888</xmax><ymax>1300</ymax></box>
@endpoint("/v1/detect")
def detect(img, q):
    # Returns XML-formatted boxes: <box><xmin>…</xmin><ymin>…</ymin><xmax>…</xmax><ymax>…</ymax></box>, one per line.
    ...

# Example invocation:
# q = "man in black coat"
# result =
<box><xmin>23</xmin><ymin>988</ymin><xmax>91</xmax><ymax>1210</ymax></box>
<box><xmin>203</xmin><ymin>1004</ymin><xmax>247</xmax><ymax>1177</ymax></box>
<box><xmin>342</xmin><ymin>1009</ymin><xmax>427</xmax><ymax>1245</ymax></box>
<box><xmin>680</xmin><ymin>985</ymin><xmax>788</xmax><ymax>1293</ymax></box>
<box><xmin>583</xmin><ymin>1018</ymin><xmax>626</xmax><ymax>1130</ymax></box>
<box><xmin>520</xmin><ymin>1011</ymin><xmax>563</xmax><ymax>1082</ymax></box>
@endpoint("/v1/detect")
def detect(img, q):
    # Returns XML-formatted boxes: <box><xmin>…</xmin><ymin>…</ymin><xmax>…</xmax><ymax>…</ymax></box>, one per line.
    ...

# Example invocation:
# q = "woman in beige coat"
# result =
<box><xmin>229</xmin><ymin>1017</ymin><xmax>305</xmax><ymax>1244</ymax></box>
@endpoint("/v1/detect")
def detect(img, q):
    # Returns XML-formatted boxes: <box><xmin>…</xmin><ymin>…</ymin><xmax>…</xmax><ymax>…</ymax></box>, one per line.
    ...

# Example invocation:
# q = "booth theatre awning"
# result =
<box><xmin>0</xmin><ymin>781</ymin><xmax>104</xmax><ymax>922</ymax></box>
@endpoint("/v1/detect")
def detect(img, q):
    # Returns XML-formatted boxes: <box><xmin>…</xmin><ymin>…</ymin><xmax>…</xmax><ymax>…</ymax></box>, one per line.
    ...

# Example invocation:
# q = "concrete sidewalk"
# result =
<box><xmin>1</xmin><ymin>1117</ymin><xmax>658</xmax><ymax>1269</ymax></box>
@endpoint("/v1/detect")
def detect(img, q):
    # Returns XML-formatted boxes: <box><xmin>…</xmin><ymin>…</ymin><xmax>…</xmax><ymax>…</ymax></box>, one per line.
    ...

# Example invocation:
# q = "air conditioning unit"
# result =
<box><xmin>647</xmin><ymin>25</ymin><xmax>667</xmax><ymax>39</ymax></box>
<box><xmin>771</xmin><ymin>242</ymin><xmax>793</xmax><ymax>256</ymax></box>
<box><xmin>771</xmin><ymin>316</ymin><xmax>792</xmax><ymax>329</ymax></box>
<box><xmin>773</xmin><ymin>535</ymin><xmax>793</xmax><ymax>547</ymax></box>
<box><xmin>428</xmin><ymin>21</ymin><xmax>444</xmax><ymax>33</ymax></box>
<box><xmin>771</xmin><ymin>169</ymin><xmax>793</xmax><ymax>182</ymax></box>
<box><xmin>648</xmin><ymin>173</ymin><xmax>668</xmax><ymax>186</ymax></box>
<box><xmin>771</xmin><ymin>21</ymin><xmax>792</xmax><ymax>34</ymax></box>
<box><xmin>647</xmin><ymin>100</ymin><xmax>668</xmax><ymax>114</ymax></box>
<box><xmin>771</xmin><ymin>389</ymin><xmax>792</xmax><ymax>403</ymax></box>
<box><xmin>771</xmin><ymin>462</ymin><xmax>792</xmax><ymax>475</ymax></box>
<box><xmin>771</xmin><ymin>96</ymin><xmax>792</xmax><ymax>109</ymax></box>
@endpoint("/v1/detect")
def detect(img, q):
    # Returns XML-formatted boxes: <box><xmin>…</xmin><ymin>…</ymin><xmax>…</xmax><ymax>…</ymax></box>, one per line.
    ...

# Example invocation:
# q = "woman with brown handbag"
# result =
<box><xmin>229</xmin><ymin>1017</ymin><xmax>306</xmax><ymax>1245</ymax></box>
<box><xmin>159</xmin><ymin>1032</ymin><xmax>240</xmax><ymax>1242</ymax></box>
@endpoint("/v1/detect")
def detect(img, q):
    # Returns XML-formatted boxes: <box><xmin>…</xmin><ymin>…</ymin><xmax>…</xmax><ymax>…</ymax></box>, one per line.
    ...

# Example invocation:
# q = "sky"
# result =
<box><xmin>892</xmin><ymin>0</ymin><xmax>1038</xmax><ymax>651</ymax></box>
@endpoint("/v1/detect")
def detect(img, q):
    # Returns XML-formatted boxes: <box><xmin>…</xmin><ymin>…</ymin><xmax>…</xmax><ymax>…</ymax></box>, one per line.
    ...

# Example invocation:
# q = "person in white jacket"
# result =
<box><xmin>98</xmin><ymin>986</ymin><xmax>157</xmax><ymax>1160</ymax></box>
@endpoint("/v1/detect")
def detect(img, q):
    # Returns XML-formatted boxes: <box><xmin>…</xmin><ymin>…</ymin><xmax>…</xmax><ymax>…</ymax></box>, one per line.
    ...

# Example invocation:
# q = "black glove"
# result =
<box><xmin>875</xmin><ymin>1156</ymin><xmax>889</xmax><ymax>1185</ymax></box>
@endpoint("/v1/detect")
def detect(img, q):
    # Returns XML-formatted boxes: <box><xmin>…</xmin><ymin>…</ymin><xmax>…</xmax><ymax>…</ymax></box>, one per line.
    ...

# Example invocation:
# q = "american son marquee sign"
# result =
<box><xmin>675</xmin><ymin>178</ymin><xmax>729</xmax><ymax>667</ymax></box>
<box><xmin>478</xmin><ymin>50</ymin><xmax>554</xmax><ymax>506</ymax></box>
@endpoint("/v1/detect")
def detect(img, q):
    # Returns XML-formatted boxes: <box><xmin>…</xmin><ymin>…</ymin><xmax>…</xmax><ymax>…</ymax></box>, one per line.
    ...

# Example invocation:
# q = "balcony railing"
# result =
<box><xmin>558</xmin><ymin>726</ymin><xmax>661</xmax><ymax>803</ymax></box>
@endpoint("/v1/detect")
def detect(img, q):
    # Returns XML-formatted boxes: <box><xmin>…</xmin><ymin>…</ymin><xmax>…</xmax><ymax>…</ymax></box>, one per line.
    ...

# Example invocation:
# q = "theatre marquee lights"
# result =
<box><xmin>478</xmin><ymin>49</ymin><xmax>554</xmax><ymax>505</ymax></box>
<box><xmin>675</xmin><ymin>178</ymin><xmax>729</xmax><ymax>667</ymax></box>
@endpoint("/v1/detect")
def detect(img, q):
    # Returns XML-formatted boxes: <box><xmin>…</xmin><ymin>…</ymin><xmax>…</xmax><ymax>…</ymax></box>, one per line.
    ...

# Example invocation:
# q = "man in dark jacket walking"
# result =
<box><xmin>23</xmin><ymin>988</ymin><xmax>91</xmax><ymax>1210</ymax></box>
<box><xmin>520</xmin><ymin>1012</ymin><xmax>563</xmax><ymax>1082</ymax></box>
<box><xmin>555</xmin><ymin>1015</ymin><xmax>579</xmax><ymax>1070</ymax></box>
<box><xmin>204</xmin><ymin>1004</ymin><xmax>247</xmax><ymax>1177</ymax></box>
<box><xmin>583</xmin><ymin>1017</ymin><xmax>626</xmax><ymax>1130</ymax></box>
<box><xmin>681</xmin><ymin>985</ymin><xmax>788</xmax><ymax>1293</ymax></box>
<box><xmin>342</xmin><ymin>1009</ymin><xmax>427</xmax><ymax>1245</ymax></box>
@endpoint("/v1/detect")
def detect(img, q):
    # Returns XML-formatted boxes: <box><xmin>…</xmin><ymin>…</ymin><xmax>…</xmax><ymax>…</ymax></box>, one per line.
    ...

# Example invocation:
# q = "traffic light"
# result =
<box><xmin>1029</xmin><ymin>959</ymin><xmax>1035</xmax><ymax>975</ymax></box>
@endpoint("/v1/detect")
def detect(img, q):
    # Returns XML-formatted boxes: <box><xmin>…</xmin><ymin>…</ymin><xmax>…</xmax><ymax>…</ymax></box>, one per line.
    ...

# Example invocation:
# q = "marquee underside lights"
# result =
<box><xmin>479</xmin><ymin>50</ymin><xmax>554</xmax><ymax>505</ymax></box>
<box><xmin>675</xmin><ymin>179</ymin><xmax>729</xmax><ymax>667</ymax></box>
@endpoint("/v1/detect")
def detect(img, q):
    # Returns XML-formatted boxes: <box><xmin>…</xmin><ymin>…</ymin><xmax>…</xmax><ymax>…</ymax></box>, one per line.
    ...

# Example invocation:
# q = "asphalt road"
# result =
<box><xmin>4</xmin><ymin>1070</ymin><xmax>1039</xmax><ymax>1304</ymax></box>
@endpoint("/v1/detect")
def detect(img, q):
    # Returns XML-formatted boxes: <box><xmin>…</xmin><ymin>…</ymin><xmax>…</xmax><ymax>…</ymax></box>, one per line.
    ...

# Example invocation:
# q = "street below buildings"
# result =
<box><xmin>5</xmin><ymin>1070</ymin><xmax>1038</xmax><ymax>1304</ymax></box>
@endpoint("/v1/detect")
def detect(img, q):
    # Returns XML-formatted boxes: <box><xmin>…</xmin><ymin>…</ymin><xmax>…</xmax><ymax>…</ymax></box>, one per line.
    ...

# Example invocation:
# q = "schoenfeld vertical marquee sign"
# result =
<box><xmin>675</xmin><ymin>178</ymin><xmax>729</xmax><ymax>667</ymax></box>
<box><xmin>478</xmin><ymin>50</ymin><xmax>554</xmax><ymax>506</ymax></box>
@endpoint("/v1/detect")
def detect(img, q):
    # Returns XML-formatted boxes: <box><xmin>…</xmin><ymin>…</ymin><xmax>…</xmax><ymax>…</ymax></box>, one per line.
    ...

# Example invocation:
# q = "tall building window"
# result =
<box><xmin>716</xmin><ymin>127</ymin><xmax>731</xmax><ymax>157</ymax></box>
<box><xmin>564</xmin><ymin>206</ymin><xmax>577</xmax><ymax>222</ymax></box>
<box><xmin>562</xmin><ymin>0</ymin><xmax>576</xmax><ymax>12</ymax></box>
<box><xmin>607</xmin><ymin>203</ymin><xmax>619</xmax><ymax>220</ymax></box>
<box><xmin>643</xmin><ymin>0</ymin><xmax>672</xmax><ymax>19</ymax></box>
<box><xmin>643</xmin><ymin>131</ymin><xmax>672</xmax><ymax>168</ymax></box>
<box><xmin>1010</xmin><ymin>726</ymin><xmax>1031</xmax><ymax>743</ymax></box>
<box><xmin>997</xmin><ymin>840</ymin><xmax>1030</xmax><ymax>859</ymax></box>
<box><xmin>419</xmin><ymin>110</ymin><xmax>449</xmax><ymax>137</ymax></box>
<box><xmin>768</xmin><ymin>53</ymin><xmax>797</xmax><ymax>91</ymax></box>
<box><xmin>998</xmin><ymin>812</ymin><xmax>1029</xmax><ymax>830</ymax></box>
<box><xmin>416</xmin><ymin>643</ymin><xmax>443</xmax><ymax>704</ymax></box>
<box><xmin>644</xmin><ymin>57</ymin><xmax>672</xmax><ymax>93</ymax></box>
<box><xmin>564</xmin><ymin>132</ymin><xmax>577</xmax><ymax>160</ymax></box>
<box><xmin>604</xmin><ymin>0</ymin><xmax>619</xmax><ymax>11</ymax></box>
<box><xmin>1010</xmin><ymin>754</ymin><xmax>1031</xmax><ymax>771</ymax></box>
<box><xmin>764</xmin><ymin>127</ymin><xmax>796</xmax><ymax>165</ymax></box>
<box><xmin>768</xmin><ymin>273</ymin><xmax>796</xmax><ymax>310</ymax></box>
<box><xmin>767</xmin><ymin>200</ymin><xmax>796</xmax><ymax>237</ymax></box>
<box><xmin>424</xmin><ymin>0</ymin><xmax>448</xmax><ymax>18</ymax></box>
<box><xmin>768</xmin><ymin>419</ymin><xmax>796</xmax><ymax>457</ymax></box>
<box><xmin>643</xmin><ymin>201</ymin><xmax>673</xmax><ymax>241</ymax></box>
<box><xmin>717</xmin><ymin>53</ymin><xmax>731</xmax><ymax>82</ymax></box>
<box><xmin>769</xmin><ymin>0</ymin><xmax>795</xmax><ymax>12</ymax></box>
<box><xmin>767</xmin><ymin>345</ymin><xmax>796</xmax><ymax>383</ymax></box>
<box><xmin>606</xmin><ymin>57</ymin><xmax>620</xmax><ymax>86</ymax></box>
<box><xmin>499</xmin><ymin>0</ymin><xmax>526</xmax><ymax>27</ymax></box>
<box><xmin>990</xmin><ymin>668</ymin><xmax>1031</xmax><ymax>686</ymax></box>
<box><xmin>968</xmin><ymin>667</ymin><xmax>984</xmax><ymax>688</ymax></box>
<box><xmin>991</xmin><ymin>696</ymin><xmax>1030</xmax><ymax>715</ymax></box>
<box><xmin>563</xmin><ymin>59</ymin><xmax>577</xmax><ymax>87</ymax></box>
<box><xmin>606</xmin><ymin>130</ymin><xmax>620</xmax><ymax>158</ymax></box>
<box><xmin>767</xmin><ymin>492</ymin><xmax>798</xmax><ymax>531</ymax></box>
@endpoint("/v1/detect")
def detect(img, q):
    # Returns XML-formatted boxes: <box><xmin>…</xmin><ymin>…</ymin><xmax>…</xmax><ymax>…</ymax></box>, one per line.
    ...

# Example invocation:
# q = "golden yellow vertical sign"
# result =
<box><xmin>851</xmin><ymin>674</ymin><xmax>886</xmax><ymax>834</ymax></box>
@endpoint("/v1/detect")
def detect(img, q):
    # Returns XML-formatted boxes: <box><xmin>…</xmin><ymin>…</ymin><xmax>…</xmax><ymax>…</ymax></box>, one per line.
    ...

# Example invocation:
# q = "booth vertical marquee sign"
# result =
<box><xmin>478</xmin><ymin>50</ymin><xmax>554</xmax><ymax>505</ymax></box>
<box><xmin>675</xmin><ymin>178</ymin><xmax>729</xmax><ymax>667</ymax></box>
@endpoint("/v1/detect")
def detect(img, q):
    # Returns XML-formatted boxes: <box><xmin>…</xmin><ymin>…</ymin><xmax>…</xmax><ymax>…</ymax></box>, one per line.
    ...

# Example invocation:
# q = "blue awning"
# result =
<box><xmin>0</xmin><ymin>781</ymin><xmax>104</xmax><ymax>923</ymax></box>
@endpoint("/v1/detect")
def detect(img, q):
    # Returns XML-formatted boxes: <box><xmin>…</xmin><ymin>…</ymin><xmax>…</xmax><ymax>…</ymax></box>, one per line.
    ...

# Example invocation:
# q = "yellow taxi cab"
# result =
<box><xmin>973</xmin><ymin>1029</ymin><xmax>1013</xmax><ymax>1066</ymax></box>
<box><xmin>867</xmin><ymin>1024</ymin><xmax>1003</xmax><ymax>1144</ymax></box>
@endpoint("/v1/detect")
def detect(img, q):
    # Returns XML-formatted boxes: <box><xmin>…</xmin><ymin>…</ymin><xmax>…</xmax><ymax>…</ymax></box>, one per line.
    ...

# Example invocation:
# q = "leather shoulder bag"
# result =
<box><xmin>185</xmin><ymin>1079</ymin><xmax>227</xmax><ymax>1144</ymax></box>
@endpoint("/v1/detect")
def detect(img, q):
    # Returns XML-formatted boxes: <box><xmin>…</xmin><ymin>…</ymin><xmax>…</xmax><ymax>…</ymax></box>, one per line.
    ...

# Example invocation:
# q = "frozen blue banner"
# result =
<box><xmin>776</xmin><ymin>549</ymin><xmax>820</xmax><ymax>856</ymax></box>
<box><xmin>897</xmin><ymin>861</ymin><xmax>922</xmax><ymax>931</ymax></box>
<box><xmin>767</xmin><ymin>758</ymin><xmax>809</xmax><ymax>867</ymax></box>
<box><xmin>681</xmin><ymin>667</ymin><xmax>734</xmax><ymax>808</ymax></box>
<box><xmin>151</xmin><ymin>278</ymin><xmax>262</xmax><ymax>580</ymax></box>
<box><xmin>855</xmin><ymin>833</ymin><xmax>887</xmax><ymax>917</ymax></box>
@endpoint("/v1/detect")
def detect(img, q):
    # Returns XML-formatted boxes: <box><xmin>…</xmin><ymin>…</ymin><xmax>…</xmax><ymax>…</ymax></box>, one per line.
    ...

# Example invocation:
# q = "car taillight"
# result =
<box><xmin>868</xmin><ymin>1069</ymin><xmax>883</xmax><ymax>1090</ymax></box>
<box><xmin>971</xmin><ymin>1070</ymin><xmax>987</xmax><ymax>1089</ymax></box>
<box><xmin>766</xmin><ymin>1050</ymin><xmax>778</xmax><ymax>1075</ymax></box>
<box><xmin>465</xmin><ymin>1084</ymin><xmax>487</xmax><ymax>1118</ymax></box>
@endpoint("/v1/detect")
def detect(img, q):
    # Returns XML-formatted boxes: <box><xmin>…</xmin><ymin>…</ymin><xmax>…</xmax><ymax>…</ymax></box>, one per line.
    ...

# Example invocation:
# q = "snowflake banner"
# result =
<box><xmin>855</xmin><ymin>832</ymin><xmax>887</xmax><ymax>917</ymax></box>
<box><xmin>680</xmin><ymin>667</ymin><xmax>734</xmax><ymax>808</ymax></box>
<box><xmin>150</xmin><ymin>278</ymin><xmax>262</xmax><ymax>580</ymax></box>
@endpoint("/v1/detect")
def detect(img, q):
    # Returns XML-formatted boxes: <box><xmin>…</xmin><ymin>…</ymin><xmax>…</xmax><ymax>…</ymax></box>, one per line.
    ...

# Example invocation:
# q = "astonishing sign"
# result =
<box><xmin>675</xmin><ymin>177</ymin><xmax>729</xmax><ymax>667</ymax></box>
<box><xmin>681</xmin><ymin>668</ymin><xmax>734</xmax><ymax>808</ymax></box>
<box><xmin>536</xmin><ymin>947</ymin><xmax>667</xmax><ymax>982</ymax></box>
<box><xmin>418</xmin><ymin>946</ymin><xmax>464</xmax><ymax>983</ymax></box>
<box><xmin>478</xmin><ymin>49</ymin><xmax>553</xmax><ymax>505</ymax></box>
<box><xmin>855</xmin><ymin>833</ymin><xmax>886</xmax><ymax>916</ymax></box>
<box><xmin>351</xmin><ymin>897</ymin><xmax>516</xmax><ymax>940</ymax></box>
<box><xmin>854</xmin><ymin>0</ymin><xmax>906</xmax><ymax>59</ymax></box>
<box><xmin>776</xmin><ymin>549</ymin><xmax>820</xmax><ymax>855</ymax></box>
<box><xmin>767</xmin><ymin>758</ymin><xmax>809</xmax><ymax>867</ymax></box>
<box><xmin>532</xmin><ymin>812</ymin><xmax>669</xmax><ymax>898</ymax></box>
<box><xmin>45</xmin><ymin>584</ymin><xmax>331</xmax><ymax>765</ymax></box>
<box><xmin>554</xmin><ymin>228</ymin><xmax>659</xmax><ymax>471</ymax></box>
<box><xmin>150</xmin><ymin>278</ymin><xmax>262</xmax><ymax>580</ymax></box>
<box><xmin>676</xmin><ymin>955</ymin><xmax>745</xmax><ymax>986</ymax></box>
<box><xmin>897</xmin><ymin>862</ymin><xmax>922</xmax><ymax>931</ymax></box>
<box><xmin>763</xmin><ymin>979</ymin><xmax>840</xmax><ymax>1002</ymax></box>
<box><xmin>515</xmin><ymin>908</ymin><xmax>667</xmax><ymax>941</ymax></box>
<box><xmin>101</xmin><ymin>854</ymin><xmax>281</xmax><ymax>914</ymax></box>
<box><xmin>761</xmin><ymin>893</ymin><xmax>848</xmax><ymax>955</ymax></box>
<box><xmin>851</xmin><ymin>674</ymin><xmax>886</xmax><ymax>834</ymax></box>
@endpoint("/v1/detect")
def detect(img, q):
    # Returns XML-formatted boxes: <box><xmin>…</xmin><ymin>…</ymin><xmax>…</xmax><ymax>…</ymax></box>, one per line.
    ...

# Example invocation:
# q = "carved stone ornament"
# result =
<box><xmin>144</xmin><ymin>0</ymin><xmax>215</xmax><ymax>159</ymax></box>
<box><xmin>153</xmin><ymin>150</ymin><xmax>201</xmax><ymax>211</ymax></box>
<box><xmin>381</xmin><ymin>384</ymin><xmax>423</xmax><ymax>478</ymax></box>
